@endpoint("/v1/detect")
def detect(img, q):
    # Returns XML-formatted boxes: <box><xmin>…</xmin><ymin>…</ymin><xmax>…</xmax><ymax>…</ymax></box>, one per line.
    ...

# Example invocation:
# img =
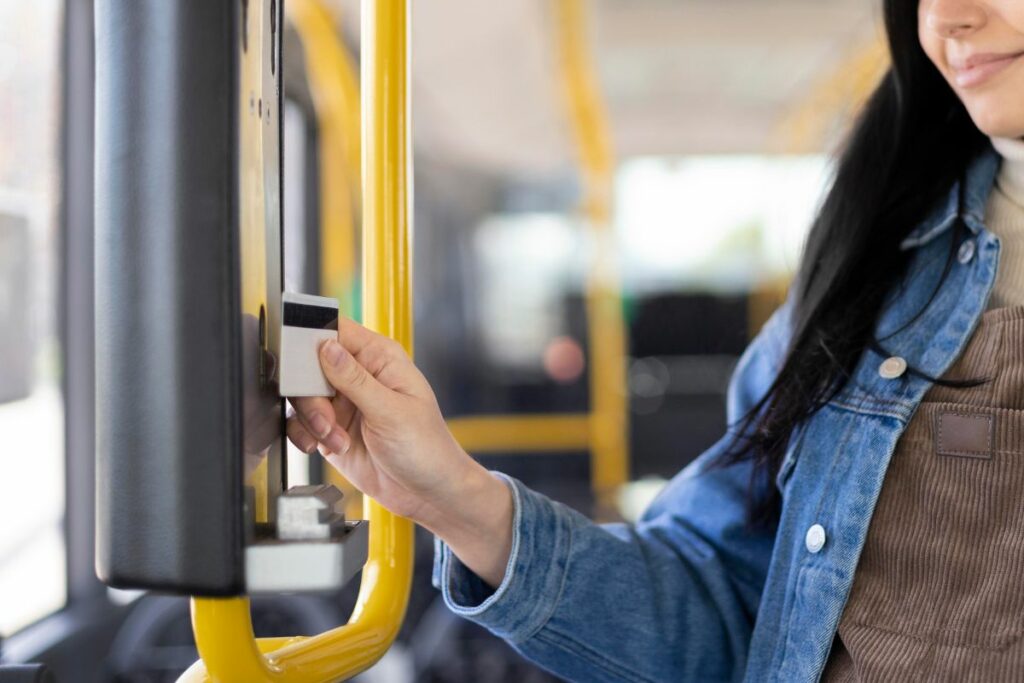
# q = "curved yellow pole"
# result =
<box><xmin>773</xmin><ymin>35</ymin><xmax>888</xmax><ymax>154</ymax></box>
<box><xmin>755</xmin><ymin>35</ymin><xmax>887</xmax><ymax>331</ymax></box>
<box><xmin>287</xmin><ymin>0</ymin><xmax>365</xmax><ymax>524</ymax></box>
<box><xmin>442</xmin><ymin>0</ymin><xmax>628</xmax><ymax>510</ymax></box>
<box><xmin>182</xmin><ymin>1</ymin><xmax>414</xmax><ymax>680</ymax></box>
<box><xmin>287</xmin><ymin>0</ymin><xmax>363</xmax><ymax>315</ymax></box>
<box><xmin>553</xmin><ymin>0</ymin><xmax>629</xmax><ymax>510</ymax></box>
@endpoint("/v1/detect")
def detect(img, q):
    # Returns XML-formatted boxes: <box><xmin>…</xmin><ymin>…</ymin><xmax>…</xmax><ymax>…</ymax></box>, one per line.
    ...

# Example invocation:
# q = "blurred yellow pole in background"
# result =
<box><xmin>554</xmin><ymin>0</ymin><xmax>629</xmax><ymax>510</ymax></box>
<box><xmin>287</xmin><ymin>0</ymin><xmax>362</xmax><ymax>315</ymax></box>
<box><xmin>744</xmin><ymin>35</ymin><xmax>888</xmax><ymax>333</ymax></box>
<box><xmin>288</xmin><ymin>0</ymin><xmax>365</xmax><ymax>524</ymax></box>
<box><xmin>446</xmin><ymin>0</ymin><xmax>630</xmax><ymax>512</ymax></box>
<box><xmin>449</xmin><ymin>414</ymin><xmax>592</xmax><ymax>453</ymax></box>
<box><xmin>774</xmin><ymin>35</ymin><xmax>888</xmax><ymax>155</ymax></box>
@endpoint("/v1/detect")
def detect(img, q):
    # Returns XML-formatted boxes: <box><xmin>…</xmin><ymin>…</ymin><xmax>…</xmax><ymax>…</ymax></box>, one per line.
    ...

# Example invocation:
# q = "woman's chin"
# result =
<box><xmin>964</xmin><ymin>98</ymin><xmax>1024</xmax><ymax>140</ymax></box>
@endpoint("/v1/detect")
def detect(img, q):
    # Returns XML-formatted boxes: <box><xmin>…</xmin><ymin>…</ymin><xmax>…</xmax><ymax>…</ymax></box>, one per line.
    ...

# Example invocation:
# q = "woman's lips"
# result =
<box><xmin>951</xmin><ymin>51</ymin><xmax>1024</xmax><ymax>89</ymax></box>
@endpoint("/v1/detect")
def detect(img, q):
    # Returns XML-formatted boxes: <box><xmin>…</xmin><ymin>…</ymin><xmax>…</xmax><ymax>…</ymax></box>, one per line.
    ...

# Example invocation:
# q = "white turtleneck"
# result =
<box><xmin>985</xmin><ymin>136</ymin><xmax>1024</xmax><ymax>309</ymax></box>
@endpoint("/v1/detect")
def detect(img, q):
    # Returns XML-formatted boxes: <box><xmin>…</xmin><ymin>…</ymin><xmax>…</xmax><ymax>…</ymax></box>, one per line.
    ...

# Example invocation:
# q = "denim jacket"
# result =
<box><xmin>432</xmin><ymin>147</ymin><xmax>1003</xmax><ymax>682</ymax></box>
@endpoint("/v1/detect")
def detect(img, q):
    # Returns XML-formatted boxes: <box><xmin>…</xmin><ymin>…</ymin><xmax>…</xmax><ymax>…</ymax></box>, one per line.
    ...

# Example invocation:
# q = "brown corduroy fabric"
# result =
<box><xmin>822</xmin><ymin>306</ymin><xmax>1024</xmax><ymax>682</ymax></box>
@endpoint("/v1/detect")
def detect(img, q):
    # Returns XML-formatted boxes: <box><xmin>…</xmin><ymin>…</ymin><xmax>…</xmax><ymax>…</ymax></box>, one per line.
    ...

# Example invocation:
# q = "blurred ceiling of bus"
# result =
<box><xmin>329</xmin><ymin>0</ymin><xmax>883</xmax><ymax>174</ymax></box>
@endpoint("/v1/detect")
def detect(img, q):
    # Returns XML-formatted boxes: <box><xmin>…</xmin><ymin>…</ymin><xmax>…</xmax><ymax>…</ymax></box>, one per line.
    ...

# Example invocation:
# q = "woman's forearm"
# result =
<box><xmin>417</xmin><ymin>464</ymin><xmax>514</xmax><ymax>588</ymax></box>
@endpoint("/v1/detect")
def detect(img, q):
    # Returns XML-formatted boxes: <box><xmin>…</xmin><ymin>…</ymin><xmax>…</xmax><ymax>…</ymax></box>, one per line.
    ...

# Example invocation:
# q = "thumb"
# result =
<box><xmin>319</xmin><ymin>339</ymin><xmax>394</xmax><ymax>418</ymax></box>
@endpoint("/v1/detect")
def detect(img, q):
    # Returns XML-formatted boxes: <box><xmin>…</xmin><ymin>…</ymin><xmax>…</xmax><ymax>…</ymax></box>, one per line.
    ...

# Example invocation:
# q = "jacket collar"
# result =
<box><xmin>899</xmin><ymin>144</ymin><xmax>1001</xmax><ymax>251</ymax></box>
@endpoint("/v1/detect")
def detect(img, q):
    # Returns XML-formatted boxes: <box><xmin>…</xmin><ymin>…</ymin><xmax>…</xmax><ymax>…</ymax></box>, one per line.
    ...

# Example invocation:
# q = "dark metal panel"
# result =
<box><xmin>93</xmin><ymin>0</ymin><xmax>245</xmax><ymax>594</ymax></box>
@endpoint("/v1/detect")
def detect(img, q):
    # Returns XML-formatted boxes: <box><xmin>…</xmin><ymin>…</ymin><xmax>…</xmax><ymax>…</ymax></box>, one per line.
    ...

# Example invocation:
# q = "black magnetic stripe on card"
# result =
<box><xmin>283</xmin><ymin>302</ymin><xmax>339</xmax><ymax>330</ymax></box>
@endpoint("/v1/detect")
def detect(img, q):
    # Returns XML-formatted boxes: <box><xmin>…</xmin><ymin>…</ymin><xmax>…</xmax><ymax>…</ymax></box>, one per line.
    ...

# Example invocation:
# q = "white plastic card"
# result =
<box><xmin>278</xmin><ymin>291</ymin><xmax>339</xmax><ymax>397</ymax></box>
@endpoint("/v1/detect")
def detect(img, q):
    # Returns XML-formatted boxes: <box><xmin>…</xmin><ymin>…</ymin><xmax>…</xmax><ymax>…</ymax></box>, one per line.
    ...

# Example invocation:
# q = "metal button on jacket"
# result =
<box><xmin>879</xmin><ymin>356</ymin><xmax>907</xmax><ymax>379</ymax></box>
<box><xmin>805</xmin><ymin>524</ymin><xmax>827</xmax><ymax>553</ymax></box>
<box><xmin>958</xmin><ymin>239</ymin><xmax>976</xmax><ymax>264</ymax></box>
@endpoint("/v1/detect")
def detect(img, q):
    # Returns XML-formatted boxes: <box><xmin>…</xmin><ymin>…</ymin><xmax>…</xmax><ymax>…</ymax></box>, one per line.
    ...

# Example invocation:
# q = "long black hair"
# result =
<box><xmin>719</xmin><ymin>0</ymin><xmax>990</xmax><ymax>527</ymax></box>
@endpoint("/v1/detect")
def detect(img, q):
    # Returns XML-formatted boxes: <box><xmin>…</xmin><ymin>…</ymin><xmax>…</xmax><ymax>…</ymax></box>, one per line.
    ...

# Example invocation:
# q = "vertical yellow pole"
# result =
<box><xmin>349</xmin><ymin>0</ymin><xmax>416</xmax><ymax>637</ymax></box>
<box><xmin>362</xmin><ymin>0</ymin><xmax>414</xmax><ymax>355</ymax></box>
<box><xmin>554</xmin><ymin>0</ymin><xmax>629</xmax><ymax>510</ymax></box>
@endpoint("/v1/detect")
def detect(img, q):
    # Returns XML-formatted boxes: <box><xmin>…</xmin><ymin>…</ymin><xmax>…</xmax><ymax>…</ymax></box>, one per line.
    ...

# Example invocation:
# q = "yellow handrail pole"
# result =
<box><xmin>346</xmin><ymin>0</ymin><xmax>416</xmax><ymax>652</ymax></box>
<box><xmin>448</xmin><ymin>414</ymin><xmax>592</xmax><ymax>453</ymax></box>
<box><xmin>182</xmin><ymin>1</ymin><xmax>414</xmax><ymax>680</ymax></box>
<box><xmin>554</xmin><ymin>0</ymin><xmax>629</xmax><ymax>509</ymax></box>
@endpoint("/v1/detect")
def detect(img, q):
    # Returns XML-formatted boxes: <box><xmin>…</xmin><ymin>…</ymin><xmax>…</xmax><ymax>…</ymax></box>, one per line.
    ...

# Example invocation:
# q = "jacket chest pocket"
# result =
<box><xmin>839</xmin><ymin>403</ymin><xmax>1024</xmax><ymax>653</ymax></box>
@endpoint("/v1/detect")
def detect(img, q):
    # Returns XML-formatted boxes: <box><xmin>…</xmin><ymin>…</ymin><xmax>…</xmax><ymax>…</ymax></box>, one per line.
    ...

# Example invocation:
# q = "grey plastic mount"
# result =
<box><xmin>246</xmin><ymin>485</ymin><xmax>369</xmax><ymax>593</ymax></box>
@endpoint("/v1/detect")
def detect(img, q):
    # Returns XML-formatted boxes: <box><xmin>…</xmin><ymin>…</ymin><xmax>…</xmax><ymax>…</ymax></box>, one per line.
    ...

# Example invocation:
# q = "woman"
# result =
<box><xmin>288</xmin><ymin>0</ymin><xmax>1024</xmax><ymax>680</ymax></box>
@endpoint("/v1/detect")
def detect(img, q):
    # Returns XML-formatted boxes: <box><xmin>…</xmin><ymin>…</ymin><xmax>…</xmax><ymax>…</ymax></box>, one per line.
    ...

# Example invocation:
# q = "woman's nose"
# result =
<box><xmin>923</xmin><ymin>0</ymin><xmax>987</xmax><ymax>39</ymax></box>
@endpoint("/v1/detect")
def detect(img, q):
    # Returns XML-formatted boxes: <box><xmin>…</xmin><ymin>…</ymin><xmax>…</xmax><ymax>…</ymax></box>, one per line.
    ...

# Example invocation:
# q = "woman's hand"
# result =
<box><xmin>287</xmin><ymin>317</ymin><xmax>513</xmax><ymax>587</ymax></box>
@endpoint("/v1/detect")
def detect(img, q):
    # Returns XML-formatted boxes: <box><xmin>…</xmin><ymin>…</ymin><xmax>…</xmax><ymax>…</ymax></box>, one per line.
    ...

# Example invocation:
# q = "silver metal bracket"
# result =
<box><xmin>245</xmin><ymin>484</ymin><xmax>369</xmax><ymax>593</ymax></box>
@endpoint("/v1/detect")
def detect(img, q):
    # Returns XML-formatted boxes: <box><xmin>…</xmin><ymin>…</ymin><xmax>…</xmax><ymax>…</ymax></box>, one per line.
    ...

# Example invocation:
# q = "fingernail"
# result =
<box><xmin>324</xmin><ymin>430</ymin><xmax>349</xmax><ymax>455</ymax></box>
<box><xmin>310</xmin><ymin>413</ymin><xmax>331</xmax><ymax>438</ymax></box>
<box><xmin>306</xmin><ymin>443</ymin><xmax>321</xmax><ymax>456</ymax></box>
<box><xmin>323</xmin><ymin>340</ymin><xmax>344</xmax><ymax>367</ymax></box>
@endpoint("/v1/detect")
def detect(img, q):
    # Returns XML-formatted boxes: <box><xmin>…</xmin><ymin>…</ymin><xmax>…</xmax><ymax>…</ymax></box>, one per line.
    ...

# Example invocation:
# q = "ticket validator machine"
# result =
<box><xmin>94</xmin><ymin>1</ymin><xmax>414</xmax><ymax>679</ymax></box>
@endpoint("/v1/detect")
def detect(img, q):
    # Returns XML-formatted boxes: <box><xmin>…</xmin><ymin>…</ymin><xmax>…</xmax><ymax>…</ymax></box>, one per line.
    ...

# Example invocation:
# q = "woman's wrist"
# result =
<box><xmin>418</xmin><ymin>460</ymin><xmax>514</xmax><ymax>588</ymax></box>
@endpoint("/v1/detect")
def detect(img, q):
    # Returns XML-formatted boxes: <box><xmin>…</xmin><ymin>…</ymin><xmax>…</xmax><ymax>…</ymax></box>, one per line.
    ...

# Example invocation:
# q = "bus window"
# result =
<box><xmin>0</xmin><ymin>0</ymin><xmax>64</xmax><ymax>638</ymax></box>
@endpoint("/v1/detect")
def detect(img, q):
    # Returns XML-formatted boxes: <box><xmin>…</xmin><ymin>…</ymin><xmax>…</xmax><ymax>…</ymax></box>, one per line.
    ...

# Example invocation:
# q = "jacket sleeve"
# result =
<box><xmin>432</xmin><ymin>302</ymin><xmax>793</xmax><ymax>682</ymax></box>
